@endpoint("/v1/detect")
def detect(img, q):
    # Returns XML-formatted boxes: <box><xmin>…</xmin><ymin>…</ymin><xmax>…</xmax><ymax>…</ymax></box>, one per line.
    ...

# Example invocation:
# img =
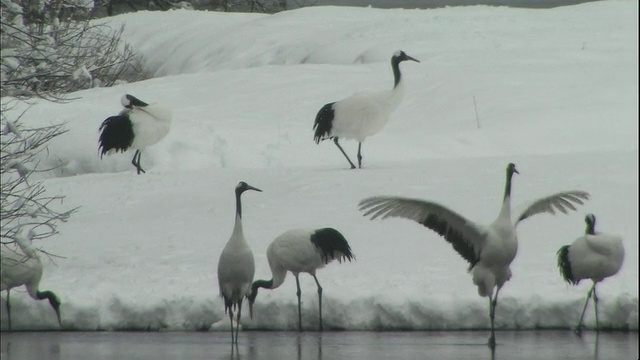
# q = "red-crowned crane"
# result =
<box><xmin>247</xmin><ymin>228</ymin><xmax>354</xmax><ymax>331</ymax></box>
<box><xmin>98</xmin><ymin>94</ymin><xmax>172</xmax><ymax>174</ymax></box>
<box><xmin>358</xmin><ymin>162</ymin><xmax>590</xmax><ymax>348</ymax></box>
<box><xmin>217</xmin><ymin>181</ymin><xmax>261</xmax><ymax>343</ymax></box>
<box><xmin>1</xmin><ymin>230</ymin><xmax>62</xmax><ymax>330</ymax></box>
<box><xmin>557</xmin><ymin>213</ymin><xmax>625</xmax><ymax>335</ymax></box>
<box><xmin>313</xmin><ymin>50</ymin><xmax>419</xmax><ymax>169</ymax></box>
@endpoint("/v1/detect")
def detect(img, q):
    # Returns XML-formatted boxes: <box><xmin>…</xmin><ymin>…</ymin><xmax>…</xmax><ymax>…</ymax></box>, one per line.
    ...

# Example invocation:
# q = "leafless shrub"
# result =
<box><xmin>1</xmin><ymin>3</ymin><xmax>146</xmax><ymax>99</ymax></box>
<box><xmin>1</xmin><ymin>100</ymin><xmax>78</xmax><ymax>246</ymax></box>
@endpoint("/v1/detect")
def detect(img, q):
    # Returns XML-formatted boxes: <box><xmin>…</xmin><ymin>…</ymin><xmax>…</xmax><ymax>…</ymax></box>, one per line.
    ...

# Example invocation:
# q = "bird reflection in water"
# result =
<box><xmin>297</xmin><ymin>333</ymin><xmax>322</xmax><ymax>360</ymax></box>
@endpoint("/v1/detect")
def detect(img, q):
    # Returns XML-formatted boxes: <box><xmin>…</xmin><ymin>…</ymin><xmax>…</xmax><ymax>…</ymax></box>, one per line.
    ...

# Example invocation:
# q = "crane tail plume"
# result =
<box><xmin>557</xmin><ymin>245</ymin><xmax>578</xmax><ymax>285</ymax></box>
<box><xmin>310</xmin><ymin>228</ymin><xmax>355</xmax><ymax>264</ymax></box>
<box><xmin>313</xmin><ymin>102</ymin><xmax>335</xmax><ymax>144</ymax></box>
<box><xmin>98</xmin><ymin>115</ymin><xmax>134</xmax><ymax>158</ymax></box>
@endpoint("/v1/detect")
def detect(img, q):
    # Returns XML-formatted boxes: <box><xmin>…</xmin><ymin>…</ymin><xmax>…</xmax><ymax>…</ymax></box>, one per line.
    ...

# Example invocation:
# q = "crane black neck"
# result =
<box><xmin>37</xmin><ymin>290</ymin><xmax>60</xmax><ymax>307</ymax></box>
<box><xmin>585</xmin><ymin>221</ymin><xmax>596</xmax><ymax>235</ymax></box>
<box><xmin>503</xmin><ymin>170</ymin><xmax>515</xmax><ymax>201</ymax></box>
<box><xmin>235</xmin><ymin>188</ymin><xmax>244</xmax><ymax>219</ymax></box>
<box><xmin>391</xmin><ymin>57</ymin><xmax>403</xmax><ymax>88</ymax></box>
<box><xmin>249</xmin><ymin>279</ymin><xmax>274</xmax><ymax>302</ymax></box>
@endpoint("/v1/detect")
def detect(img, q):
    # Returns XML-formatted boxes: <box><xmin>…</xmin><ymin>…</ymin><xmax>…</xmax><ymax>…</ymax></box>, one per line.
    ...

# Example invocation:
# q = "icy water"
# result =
<box><xmin>0</xmin><ymin>331</ymin><xmax>637</xmax><ymax>360</ymax></box>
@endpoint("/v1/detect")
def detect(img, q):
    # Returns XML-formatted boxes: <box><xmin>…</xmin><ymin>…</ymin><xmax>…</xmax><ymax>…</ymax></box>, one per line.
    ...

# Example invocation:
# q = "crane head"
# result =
<box><xmin>236</xmin><ymin>181</ymin><xmax>262</xmax><ymax>195</ymax></box>
<box><xmin>393</xmin><ymin>50</ymin><xmax>420</xmax><ymax>63</ymax></box>
<box><xmin>121</xmin><ymin>94</ymin><xmax>149</xmax><ymax>109</ymax></box>
<box><xmin>585</xmin><ymin>213</ymin><xmax>596</xmax><ymax>234</ymax></box>
<box><xmin>247</xmin><ymin>290</ymin><xmax>258</xmax><ymax>320</ymax></box>
<box><xmin>246</xmin><ymin>279</ymin><xmax>271</xmax><ymax>320</ymax></box>
<box><xmin>38</xmin><ymin>290</ymin><xmax>62</xmax><ymax>328</ymax></box>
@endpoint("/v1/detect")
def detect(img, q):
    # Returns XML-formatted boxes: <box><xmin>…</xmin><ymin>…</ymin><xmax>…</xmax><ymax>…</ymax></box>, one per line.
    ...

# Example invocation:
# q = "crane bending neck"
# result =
<box><xmin>37</xmin><ymin>290</ymin><xmax>57</xmax><ymax>302</ymax></box>
<box><xmin>250</xmin><ymin>279</ymin><xmax>274</xmax><ymax>302</ymax></box>
<box><xmin>251</xmin><ymin>268</ymin><xmax>287</xmax><ymax>295</ymax></box>
<box><xmin>252</xmin><ymin>279</ymin><xmax>274</xmax><ymax>292</ymax></box>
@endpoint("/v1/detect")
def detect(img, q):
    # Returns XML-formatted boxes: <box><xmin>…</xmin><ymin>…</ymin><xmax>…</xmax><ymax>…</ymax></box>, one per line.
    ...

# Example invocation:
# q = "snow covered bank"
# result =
<box><xmin>1</xmin><ymin>1</ymin><xmax>637</xmax><ymax>331</ymax></box>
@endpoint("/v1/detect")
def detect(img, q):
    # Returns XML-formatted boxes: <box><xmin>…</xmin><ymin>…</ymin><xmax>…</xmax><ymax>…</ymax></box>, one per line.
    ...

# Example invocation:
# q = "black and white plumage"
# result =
<box><xmin>247</xmin><ymin>228</ymin><xmax>354</xmax><ymax>331</ymax></box>
<box><xmin>358</xmin><ymin>163</ymin><xmax>590</xmax><ymax>348</ymax></box>
<box><xmin>98</xmin><ymin>94</ymin><xmax>172</xmax><ymax>174</ymax></box>
<box><xmin>313</xmin><ymin>50</ymin><xmax>419</xmax><ymax>169</ymax></box>
<box><xmin>557</xmin><ymin>213</ymin><xmax>624</xmax><ymax>335</ymax></box>
<box><xmin>217</xmin><ymin>181</ymin><xmax>261</xmax><ymax>344</ymax></box>
<box><xmin>1</xmin><ymin>232</ymin><xmax>62</xmax><ymax>331</ymax></box>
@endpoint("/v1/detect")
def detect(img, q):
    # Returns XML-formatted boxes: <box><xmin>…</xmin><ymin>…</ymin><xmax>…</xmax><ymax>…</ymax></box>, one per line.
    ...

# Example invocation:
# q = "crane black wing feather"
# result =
<box><xmin>98</xmin><ymin>114</ymin><xmax>134</xmax><ymax>157</ymax></box>
<box><xmin>358</xmin><ymin>196</ymin><xmax>486</xmax><ymax>268</ymax></box>
<box><xmin>313</xmin><ymin>102</ymin><xmax>336</xmax><ymax>144</ymax></box>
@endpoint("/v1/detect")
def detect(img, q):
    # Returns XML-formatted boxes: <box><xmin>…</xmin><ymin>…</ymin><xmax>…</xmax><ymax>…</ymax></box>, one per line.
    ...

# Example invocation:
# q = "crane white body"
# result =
<box><xmin>359</xmin><ymin>163</ymin><xmax>589</xmax><ymax>347</ymax></box>
<box><xmin>557</xmin><ymin>214</ymin><xmax>624</xmax><ymax>334</ymax></box>
<box><xmin>1</xmin><ymin>246</ymin><xmax>45</xmax><ymax>297</ymax></box>
<box><xmin>328</xmin><ymin>80</ymin><xmax>405</xmax><ymax>143</ymax></box>
<box><xmin>471</xmin><ymin>211</ymin><xmax>518</xmax><ymax>298</ymax></box>
<box><xmin>563</xmin><ymin>235</ymin><xmax>624</xmax><ymax>282</ymax></box>
<box><xmin>128</xmin><ymin>104</ymin><xmax>172</xmax><ymax>151</ymax></box>
<box><xmin>99</xmin><ymin>94</ymin><xmax>172</xmax><ymax>174</ymax></box>
<box><xmin>313</xmin><ymin>50</ymin><xmax>419</xmax><ymax>169</ymax></box>
<box><xmin>248</xmin><ymin>228</ymin><xmax>354</xmax><ymax>331</ymax></box>
<box><xmin>216</xmin><ymin>181</ymin><xmax>260</xmax><ymax>343</ymax></box>
<box><xmin>217</xmin><ymin>216</ymin><xmax>256</xmax><ymax>309</ymax></box>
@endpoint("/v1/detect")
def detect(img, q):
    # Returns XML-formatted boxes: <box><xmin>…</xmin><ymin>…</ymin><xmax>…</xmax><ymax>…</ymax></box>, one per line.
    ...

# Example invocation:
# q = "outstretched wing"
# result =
<box><xmin>515</xmin><ymin>191</ymin><xmax>590</xmax><ymax>225</ymax></box>
<box><xmin>358</xmin><ymin>196</ymin><xmax>487</xmax><ymax>269</ymax></box>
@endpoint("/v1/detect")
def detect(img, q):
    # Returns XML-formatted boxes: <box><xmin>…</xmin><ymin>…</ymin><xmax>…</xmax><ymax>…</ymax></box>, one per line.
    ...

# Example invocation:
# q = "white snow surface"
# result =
<box><xmin>1</xmin><ymin>1</ymin><xmax>637</xmax><ymax>331</ymax></box>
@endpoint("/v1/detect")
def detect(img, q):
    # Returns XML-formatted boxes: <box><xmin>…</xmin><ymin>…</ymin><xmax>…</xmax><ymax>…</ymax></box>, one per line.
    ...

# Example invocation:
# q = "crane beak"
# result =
<box><xmin>55</xmin><ymin>309</ymin><xmax>62</xmax><ymax>328</ymax></box>
<box><xmin>247</xmin><ymin>185</ymin><xmax>262</xmax><ymax>192</ymax></box>
<box><xmin>247</xmin><ymin>291</ymin><xmax>257</xmax><ymax>320</ymax></box>
<box><xmin>406</xmin><ymin>55</ymin><xmax>420</xmax><ymax>63</ymax></box>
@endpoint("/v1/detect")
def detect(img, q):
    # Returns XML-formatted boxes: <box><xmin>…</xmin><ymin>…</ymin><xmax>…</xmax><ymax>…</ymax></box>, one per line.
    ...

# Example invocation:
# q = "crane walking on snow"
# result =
<box><xmin>98</xmin><ymin>94</ymin><xmax>172</xmax><ymax>174</ymax></box>
<box><xmin>247</xmin><ymin>228</ymin><xmax>354</xmax><ymax>331</ymax></box>
<box><xmin>217</xmin><ymin>181</ymin><xmax>261</xmax><ymax>343</ymax></box>
<box><xmin>313</xmin><ymin>50</ymin><xmax>419</xmax><ymax>169</ymax></box>
<box><xmin>1</xmin><ymin>230</ymin><xmax>62</xmax><ymax>331</ymax></box>
<box><xmin>358</xmin><ymin>162</ymin><xmax>590</xmax><ymax>348</ymax></box>
<box><xmin>557</xmin><ymin>213</ymin><xmax>624</xmax><ymax>335</ymax></box>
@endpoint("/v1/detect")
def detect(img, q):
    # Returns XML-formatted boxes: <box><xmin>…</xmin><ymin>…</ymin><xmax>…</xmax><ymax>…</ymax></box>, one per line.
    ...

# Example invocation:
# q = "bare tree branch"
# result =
<box><xmin>1</xmin><ymin>104</ymin><xmax>79</xmax><ymax>247</ymax></box>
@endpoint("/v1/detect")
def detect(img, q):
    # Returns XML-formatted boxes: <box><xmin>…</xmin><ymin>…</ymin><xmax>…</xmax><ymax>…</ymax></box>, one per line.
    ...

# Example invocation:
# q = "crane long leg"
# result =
<box><xmin>332</xmin><ymin>137</ymin><xmax>356</xmax><ymax>169</ymax></box>
<box><xmin>356</xmin><ymin>143</ymin><xmax>363</xmax><ymax>169</ymax></box>
<box><xmin>592</xmin><ymin>285</ymin><xmax>599</xmax><ymax>332</ymax></box>
<box><xmin>5</xmin><ymin>290</ymin><xmax>11</xmax><ymax>331</ymax></box>
<box><xmin>575</xmin><ymin>283</ymin><xmax>596</xmax><ymax>336</ymax></box>
<box><xmin>228</xmin><ymin>307</ymin><xmax>235</xmax><ymax>344</ymax></box>
<box><xmin>131</xmin><ymin>150</ymin><xmax>139</xmax><ymax>172</ymax></box>
<box><xmin>131</xmin><ymin>150</ymin><xmax>146</xmax><ymax>174</ymax></box>
<box><xmin>236</xmin><ymin>301</ymin><xmax>243</xmax><ymax>343</ymax></box>
<box><xmin>137</xmin><ymin>151</ymin><xmax>146</xmax><ymax>174</ymax></box>
<box><xmin>487</xmin><ymin>286</ymin><xmax>503</xmax><ymax>349</ymax></box>
<box><xmin>312</xmin><ymin>274</ymin><xmax>324</xmax><ymax>331</ymax></box>
<box><xmin>492</xmin><ymin>286</ymin><xmax>502</xmax><ymax>320</ymax></box>
<box><xmin>295</xmin><ymin>274</ymin><xmax>303</xmax><ymax>332</ymax></box>
<box><xmin>488</xmin><ymin>296</ymin><xmax>496</xmax><ymax>348</ymax></box>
